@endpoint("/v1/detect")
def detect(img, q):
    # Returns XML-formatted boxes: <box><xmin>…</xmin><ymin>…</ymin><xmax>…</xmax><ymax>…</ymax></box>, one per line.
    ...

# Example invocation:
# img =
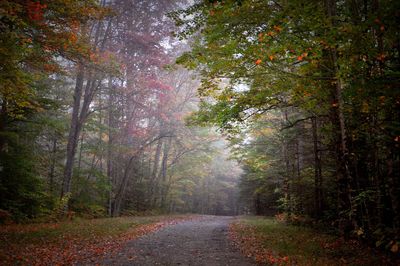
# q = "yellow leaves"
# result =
<box><xmin>361</xmin><ymin>101</ymin><xmax>369</xmax><ymax>113</ymax></box>
<box><xmin>101</xmin><ymin>133</ymin><xmax>109</xmax><ymax>142</ymax></box>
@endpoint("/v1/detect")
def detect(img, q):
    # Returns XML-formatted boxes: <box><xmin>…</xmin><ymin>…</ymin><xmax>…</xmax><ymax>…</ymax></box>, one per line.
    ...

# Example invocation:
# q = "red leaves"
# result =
<box><xmin>146</xmin><ymin>79</ymin><xmax>173</xmax><ymax>91</ymax></box>
<box><xmin>255</xmin><ymin>59</ymin><xmax>262</xmax><ymax>65</ymax></box>
<box><xmin>27</xmin><ymin>1</ymin><xmax>46</xmax><ymax>22</ymax></box>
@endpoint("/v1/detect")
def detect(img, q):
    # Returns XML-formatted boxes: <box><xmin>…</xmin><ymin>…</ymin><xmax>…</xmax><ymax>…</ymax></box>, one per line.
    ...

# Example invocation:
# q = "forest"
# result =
<box><xmin>1</xmin><ymin>0</ymin><xmax>400</xmax><ymax>263</ymax></box>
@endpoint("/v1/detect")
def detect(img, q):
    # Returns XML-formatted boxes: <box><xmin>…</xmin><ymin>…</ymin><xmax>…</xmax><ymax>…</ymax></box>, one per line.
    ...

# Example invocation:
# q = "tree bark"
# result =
<box><xmin>160</xmin><ymin>137</ymin><xmax>172</xmax><ymax>208</ymax></box>
<box><xmin>107</xmin><ymin>77</ymin><xmax>115</xmax><ymax>216</ymax></box>
<box><xmin>325</xmin><ymin>0</ymin><xmax>355</xmax><ymax>237</ymax></box>
<box><xmin>61</xmin><ymin>63</ymin><xmax>85</xmax><ymax>199</ymax></box>
<box><xmin>0</xmin><ymin>100</ymin><xmax>7</xmax><ymax>153</ymax></box>
<box><xmin>150</xmin><ymin>137</ymin><xmax>163</xmax><ymax>207</ymax></box>
<box><xmin>48</xmin><ymin>137</ymin><xmax>57</xmax><ymax>193</ymax></box>
<box><xmin>312</xmin><ymin>116</ymin><xmax>323</xmax><ymax>217</ymax></box>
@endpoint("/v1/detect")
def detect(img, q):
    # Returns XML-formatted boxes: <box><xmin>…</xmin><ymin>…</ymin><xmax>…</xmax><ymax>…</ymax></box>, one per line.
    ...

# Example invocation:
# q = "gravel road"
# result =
<box><xmin>102</xmin><ymin>215</ymin><xmax>255</xmax><ymax>266</ymax></box>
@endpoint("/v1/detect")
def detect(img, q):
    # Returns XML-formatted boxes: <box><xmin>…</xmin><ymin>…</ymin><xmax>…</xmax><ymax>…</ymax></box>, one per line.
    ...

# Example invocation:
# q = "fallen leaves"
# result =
<box><xmin>229</xmin><ymin>222</ymin><xmax>292</xmax><ymax>265</ymax></box>
<box><xmin>229</xmin><ymin>217</ymin><xmax>400</xmax><ymax>266</ymax></box>
<box><xmin>0</xmin><ymin>215</ymin><xmax>197</xmax><ymax>265</ymax></box>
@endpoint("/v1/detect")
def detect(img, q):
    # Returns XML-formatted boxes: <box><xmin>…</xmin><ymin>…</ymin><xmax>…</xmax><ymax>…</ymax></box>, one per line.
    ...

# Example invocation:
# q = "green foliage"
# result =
<box><xmin>0</xmin><ymin>135</ymin><xmax>48</xmax><ymax>221</ymax></box>
<box><xmin>0</xmin><ymin>0</ymin><xmax>108</xmax><ymax>221</ymax></box>
<box><xmin>174</xmin><ymin>0</ymin><xmax>400</xmax><ymax>246</ymax></box>
<box><xmin>70</xmin><ymin>168</ymin><xmax>110</xmax><ymax>218</ymax></box>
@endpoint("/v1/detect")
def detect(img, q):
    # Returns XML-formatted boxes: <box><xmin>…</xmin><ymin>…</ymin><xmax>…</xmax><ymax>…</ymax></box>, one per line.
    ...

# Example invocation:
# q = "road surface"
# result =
<box><xmin>101</xmin><ymin>215</ymin><xmax>255</xmax><ymax>266</ymax></box>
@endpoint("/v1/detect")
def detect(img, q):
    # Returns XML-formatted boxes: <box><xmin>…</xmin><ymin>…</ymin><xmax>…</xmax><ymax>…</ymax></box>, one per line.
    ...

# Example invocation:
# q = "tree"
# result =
<box><xmin>0</xmin><ymin>0</ymin><xmax>108</xmax><ymax>219</ymax></box>
<box><xmin>173</xmin><ymin>0</ymin><xmax>400</xmax><ymax>245</ymax></box>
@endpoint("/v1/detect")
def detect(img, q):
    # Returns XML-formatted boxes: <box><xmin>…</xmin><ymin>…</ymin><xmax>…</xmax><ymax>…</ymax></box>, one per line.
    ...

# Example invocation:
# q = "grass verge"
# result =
<box><xmin>0</xmin><ymin>214</ymin><xmax>195</xmax><ymax>265</ymax></box>
<box><xmin>229</xmin><ymin>216</ymin><xmax>398</xmax><ymax>265</ymax></box>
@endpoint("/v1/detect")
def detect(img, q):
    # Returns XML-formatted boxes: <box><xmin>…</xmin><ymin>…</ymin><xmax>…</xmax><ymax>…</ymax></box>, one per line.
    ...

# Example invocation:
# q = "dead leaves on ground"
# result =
<box><xmin>229</xmin><ymin>222</ymin><xmax>291</xmax><ymax>265</ymax></box>
<box><xmin>229</xmin><ymin>220</ymin><xmax>399</xmax><ymax>266</ymax></box>
<box><xmin>0</xmin><ymin>216</ymin><xmax>196</xmax><ymax>265</ymax></box>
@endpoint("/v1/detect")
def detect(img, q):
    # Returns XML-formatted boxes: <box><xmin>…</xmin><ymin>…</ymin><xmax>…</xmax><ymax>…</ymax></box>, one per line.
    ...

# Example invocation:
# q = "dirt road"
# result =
<box><xmin>101</xmin><ymin>215</ymin><xmax>255</xmax><ymax>266</ymax></box>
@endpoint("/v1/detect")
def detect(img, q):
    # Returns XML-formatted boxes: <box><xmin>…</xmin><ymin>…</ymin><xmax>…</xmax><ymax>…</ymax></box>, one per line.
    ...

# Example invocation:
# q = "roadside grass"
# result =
<box><xmin>230</xmin><ymin>216</ymin><xmax>396</xmax><ymax>265</ymax></box>
<box><xmin>0</xmin><ymin>214</ymin><xmax>194</xmax><ymax>265</ymax></box>
<box><xmin>1</xmin><ymin>215</ymin><xmax>173</xmax><ymax>244</ymax></box>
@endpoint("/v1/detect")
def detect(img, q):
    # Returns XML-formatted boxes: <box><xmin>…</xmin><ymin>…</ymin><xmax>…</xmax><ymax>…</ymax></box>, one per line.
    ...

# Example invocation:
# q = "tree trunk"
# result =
<box><xmin>325</xmin><ymin>0</ymin><xmax>355</xmax><ymax>237</ymax></box>
<box><xmin>61</xmin><ymin>63</ymin><xmax>85</xmax><ymax>199</ymax></box>
<box><xmin>48</xmin><ymin>137</ymin><xmax>57</xmax><ymax>193</ymax></box>
<box><xmin>150</xmin><ymin>137</ymin><xmax>163</xmax><ymax>207</ymax></box>
<box><xmin>107</xmin><ymin>77</ymin><xmax>115</xmax><ymax>216</ymax></box>
<box><xmin>160</xmin><ymin>137</ymin><xmax>172</xmax><ymax>208</ymax></box>
<box><xmin>0</xmin><ymin>100</ymin><xmax>7</xmax><ymax>153</ymax></box>
<box><xmin>312</xmin><ymin>116</ymin><xmax>323</xmax><ymax>217</ymax></box>
<box><xmin>112</xmin><ymin>155</ymin><xmax>135</xmax><ymax>216</ymax></box>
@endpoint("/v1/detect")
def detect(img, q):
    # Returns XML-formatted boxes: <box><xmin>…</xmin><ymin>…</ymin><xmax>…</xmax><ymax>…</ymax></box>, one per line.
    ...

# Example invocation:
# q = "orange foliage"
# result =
<box><xmin>297</xmin><ymin>52</ymin><xmax>308</xmax><ymax>61</ymax></box>
<box><xmin>266</xmin><ymin>31</ymin><xmax>275</xmax><ymax>37</ymax></box>
<box><xmin>273</xmin><ymin>25</ymin><xmax>282</xmax><ymax>32</ymax></box>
